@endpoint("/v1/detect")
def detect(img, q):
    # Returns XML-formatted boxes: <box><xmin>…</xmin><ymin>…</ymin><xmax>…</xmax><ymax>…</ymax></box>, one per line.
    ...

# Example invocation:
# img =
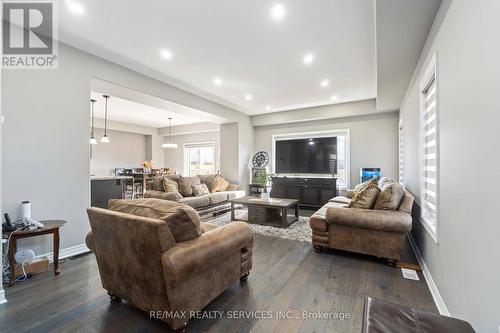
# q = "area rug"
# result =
<box><xmin>202</xmin><ymin>209</ymin><xmax>312</xmax><ymax>243</ymax></box>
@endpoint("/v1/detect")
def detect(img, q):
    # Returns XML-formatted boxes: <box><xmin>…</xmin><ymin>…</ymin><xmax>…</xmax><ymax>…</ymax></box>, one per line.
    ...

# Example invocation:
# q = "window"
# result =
<box><xmin>420</xmin><ymin>54</ymin><xmax>439</xmax><ymax>242</ymax></box>
<box><xmin>399</xmin><ymin>120</ymin><xmax>404</xmax><ymax>186</ymax></box>
<box><xmin>183</xmin><ymin>142</ymin><xmax>216</xmax><ymax>176</ymax></box>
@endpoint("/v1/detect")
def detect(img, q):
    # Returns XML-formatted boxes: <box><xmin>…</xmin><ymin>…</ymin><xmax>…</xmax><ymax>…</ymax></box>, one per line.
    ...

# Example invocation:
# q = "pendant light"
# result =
<box><xmin>162</xmin><ymin>117</ymin><xmax>178</xmax><ymax>149</ymax></box>
<box><xmin>101</xmin><ymin>95</ymin><xmax>111</xmax><ymax>143</ymax></box>
<box><xmin>89</xmin><ymin>99</ymin><xmax>97</xmax><ymax>145</ymax></box>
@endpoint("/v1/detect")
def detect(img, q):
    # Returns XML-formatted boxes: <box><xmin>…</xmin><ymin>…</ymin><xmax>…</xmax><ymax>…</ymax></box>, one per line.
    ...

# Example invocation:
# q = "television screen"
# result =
<box><xmin>360</xmin><ymin>168</ymin><xmax>381</xmax><ymax>183</ymax></box>
<box><xmin>275</xmin><ymin>137</ymin><xmax>337</xmax><ymax>174</ymax></box>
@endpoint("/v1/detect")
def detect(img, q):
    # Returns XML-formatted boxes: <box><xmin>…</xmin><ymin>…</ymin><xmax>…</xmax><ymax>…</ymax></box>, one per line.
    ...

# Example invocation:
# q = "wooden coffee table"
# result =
<box><xmin>230</xmin><ymin>196</ymin><xmax>299</xmax><ymax>228</ymax></box>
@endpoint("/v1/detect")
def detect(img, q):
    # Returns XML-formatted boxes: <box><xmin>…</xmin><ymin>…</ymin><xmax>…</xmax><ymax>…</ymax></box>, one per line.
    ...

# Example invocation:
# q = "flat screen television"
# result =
<box><xmin>275</xmin><ymin>137</ymin><xmax>337</xmax><ymax>174</ymax></box>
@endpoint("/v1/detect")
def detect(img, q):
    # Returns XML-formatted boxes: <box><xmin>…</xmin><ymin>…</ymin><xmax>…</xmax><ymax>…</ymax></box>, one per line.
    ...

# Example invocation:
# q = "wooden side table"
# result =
<box><xmin>4</xmin><ymin>220</ymin><xmax>66</xmax><ymax>286</ymax></box>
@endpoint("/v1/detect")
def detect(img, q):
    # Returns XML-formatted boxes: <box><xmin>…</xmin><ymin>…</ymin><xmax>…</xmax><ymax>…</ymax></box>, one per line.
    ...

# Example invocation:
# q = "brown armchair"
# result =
<box><xmin>86</xmin><ymin>199</ymin><xmax>253</xmax><ymax>332</ymax></box>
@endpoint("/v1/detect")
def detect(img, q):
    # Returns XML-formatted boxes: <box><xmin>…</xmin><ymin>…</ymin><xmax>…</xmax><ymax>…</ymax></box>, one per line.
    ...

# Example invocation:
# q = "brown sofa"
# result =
<box><xmin>144</xmin><ymin>174</ymin><xmax>245</xmax><ymax>215</ymax></box>
<box><xmin>86</xmin><ymin>199</ymin><xmax>253</xmax><ymax>332</ymax></box>
<box><xmin>310</xmin><ymin>178</ymin><xmax>414</xmax><ymax>263</ymax></box>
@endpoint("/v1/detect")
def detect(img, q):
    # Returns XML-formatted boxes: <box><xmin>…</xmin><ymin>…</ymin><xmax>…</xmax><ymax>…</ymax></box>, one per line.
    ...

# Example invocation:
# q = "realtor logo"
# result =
<box><xmin>2</xmin><ymin>0</ymin><xmax>58</xmax><ymax>69</ymax></box>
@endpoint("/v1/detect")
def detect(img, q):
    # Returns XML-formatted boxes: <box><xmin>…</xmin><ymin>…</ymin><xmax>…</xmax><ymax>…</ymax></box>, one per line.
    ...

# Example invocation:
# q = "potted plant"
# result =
<box><xmin>256</xmin><ymin>170</ymin><xmax>273</xmax><ymax>200</ymax></box>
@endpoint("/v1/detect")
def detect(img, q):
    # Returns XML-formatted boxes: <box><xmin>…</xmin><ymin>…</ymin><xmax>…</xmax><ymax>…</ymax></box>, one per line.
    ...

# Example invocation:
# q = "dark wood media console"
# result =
<box><xmin>271</xmin><ymin>176</ymin><xmax>337</xmax><ymax>208</ymax></box>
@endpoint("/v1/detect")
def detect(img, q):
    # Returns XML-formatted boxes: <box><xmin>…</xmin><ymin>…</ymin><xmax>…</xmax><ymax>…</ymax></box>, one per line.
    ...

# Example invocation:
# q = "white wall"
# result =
<box><xmin>90</xmin><ymin>129</ymin><xmax>147</xmax><ymax>176</ymax></box>
<box><xmin>163</xmin><ymin>130</ymin><xmax>220</xmax><ymax>175</ymax></box>
<box><xmin>400</xmin><ymin>1</ymin><xmax>500</xmax><ymax>331</ymax></box>
<box><xmin>254</xmin><ymin>112</ymin><xmax>399</xmax><ymax>187</ymax></box>
<box><xmin>2</xmin><ymin>42</ymin><xmax>251</xmax><ymax>257</ymax></box>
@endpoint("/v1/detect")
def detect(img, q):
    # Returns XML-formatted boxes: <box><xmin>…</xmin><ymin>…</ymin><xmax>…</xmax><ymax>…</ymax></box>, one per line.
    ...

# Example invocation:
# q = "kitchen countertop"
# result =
<box><xmin>90</xmin><ymin>176</ymin><xmax>133</xmax><ymax>181</ymax></box>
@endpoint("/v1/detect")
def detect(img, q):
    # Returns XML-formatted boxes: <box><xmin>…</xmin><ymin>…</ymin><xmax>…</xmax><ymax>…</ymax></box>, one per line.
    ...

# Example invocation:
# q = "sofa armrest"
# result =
<box><xmin>85</xmin><ymin>231</ymin><xmax>95</xmax><ymax>252</ymax></box>
<box><xmin>162</xmin><ymin>222</ymin><xmax>253</xmax><ymax>287</ymax></box>
<box><xmin>326</xmin><ymin>207</ymin><xmax>412</xmax><ymax>233</ymax></box>
<box><xmin>345</xmin><ymin>190</ymin><xmax>356</xmax><ymax>199</ymax></box>
<box><xmin>144</xmin><ymin>190</ymin><xmax>181</xmax><ymax>201</ymax></box>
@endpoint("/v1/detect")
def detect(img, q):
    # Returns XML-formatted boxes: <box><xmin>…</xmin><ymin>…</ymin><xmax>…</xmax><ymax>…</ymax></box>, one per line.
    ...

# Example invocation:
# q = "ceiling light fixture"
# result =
<box><xmin>320</xmin><ymin>79</ymin><xmax>330</xmax><ymax>87</ymax></box>
<box><xmin>245</xmin><ymin>94</ymin><xmax>253</xmax><ymax>101</ymax></box>
<box><xmin>100</xmin><ymin>95</ymin><xmax>111</xmax><ymax>143</ymax></box>
<box><xmin>162</xmin><ymin>118</ymin><xmax>178</xmax><ymax>149</ymax></box>
<box><xmin>303</xmin><ymin>53</ymin><xmax>314</xmax><ymax>65</ymax></box>
<box><xmin>270</xmin><ymin>3</ymin><xmax>286</xmax><ymax>21</ymax></box>
<box><xmin>160</xmin><ymin>49</ymin><xmax>172</xmax><ymax>60</ymax></box>
<box><xmin>90</xmin><ymin>99</ymin><xmax>97</xmax><ymax>145</ymax></box>
<box><xmin>266</xmin><ymin>105</ymin><xmax>272</xmax><ymax>111</ymax></box>
<box><xmin>330</xmin><ymin>95</ymin><xmax>339</xmax><ymax>101</ymax></box>
<box><xmin>65</xmin><ymin>0</ymin><xmax>85</xmax><ymax>16</ymax></box>
<box><xmin>213</xmin><ymin>77</ymin><xmax>222</xmax><ymax>86</ymax></box>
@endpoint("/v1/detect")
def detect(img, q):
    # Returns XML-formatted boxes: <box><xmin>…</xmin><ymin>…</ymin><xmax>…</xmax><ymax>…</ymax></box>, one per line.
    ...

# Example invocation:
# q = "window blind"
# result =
<box><xmin>421</xmin><ymin>77</ymin><xmax>438</xmax><ymax>234</ymax></box>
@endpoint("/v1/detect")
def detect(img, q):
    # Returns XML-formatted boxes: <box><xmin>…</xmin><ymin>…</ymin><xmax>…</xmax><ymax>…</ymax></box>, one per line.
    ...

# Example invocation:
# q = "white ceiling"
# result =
<box><xmin>90</xmin><ymin>91</ymin><xmax>202</xmax><ymax>128</ymax></box>
<box><xmin>60</xmin><ymin>0</ymin><xmax>377</xmax><ymax>115</ymax></box>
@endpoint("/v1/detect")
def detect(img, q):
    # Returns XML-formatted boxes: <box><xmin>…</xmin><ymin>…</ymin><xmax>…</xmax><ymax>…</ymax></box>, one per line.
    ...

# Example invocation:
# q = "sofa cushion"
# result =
<box><xmin>207</xmin><ymin>192</ymin><xmax>228</xmax><ymax>205</ymax></box>
<box><xmin>144</xmin><ymin>190</ymin><xmax>182</xmax><ymax>201</ymax></box>
<box><xmin>226</xmin><ymin>183</ymin><xmax>239</xmax><ymax>191</ymax></box>
<box><xmin>310</xmin><ymin>201</ymin><xmax>347</xmax><ymax>232</ymax></box>
<box><xmin>153</xmin><ymin>175</ymin><xmax>179</xmax><ymax>191</ymax></box>
<box><xmin>214</xmin><ymin>174</ymin><xmax>230</xmax><ymax>192</ymax></box>
<box><xmin>329</xmin><ymin>196</ymin><xmax>351</xmax><ymax>204</ymax></box>
<box><xmin>192</xmin><ymin>183</ymin><xmax>210</xmax><ymax>196</ymax></box>
<box><xmin>185</xmin><ymin>176</ymin><xmax>201</xmax><ymax>186</ymax></box>
<box><xmin>348</xmin><ymin>183</ymin><xmax>380</xmax><ymax>209</ymax></box>
<box><xmin>223</xmin><ymin>190</ymin><xmax>246</xmax><ymax>200</ymax></box>
<box><xmin>378</xmin><ymin>177</ymin><xmax>394</xmax><ymax>188</ymax></box>
<box><xmin>108</xmin><ymin>198</ymin><xmax>202</xmax><ymax>242</ymax></box>
<box><xmin>374</xmin><ymin>181</ymin><xmax>405</xmax><ymax>211</ymax></box>
<box><xmin>200</xmin><ymin>222</ymin><xmax>218</xmax><ymax>233</ymax></box>
<box><xmin>179</xmin><ymin>195</ymin><xmax>210</xmax><ymax>209</ymax></box>
<box><xmin>163</xmin><ymin>178</ymin><xmax>180</xmax><ymax>193</ymax></box>
<box><xmin>178</xmin><ymin>176</ymin><xmax>193</xmax><ymax>197</ymax></box>
<box><xmin>398</xmin><ymin>191</ymin><xmax>414</xmax><ymax>214</ymax></box>
<box><xmin>197</xmin><ymin>174</ymin><xmax>218</xmax><ymax>192</ymax></box>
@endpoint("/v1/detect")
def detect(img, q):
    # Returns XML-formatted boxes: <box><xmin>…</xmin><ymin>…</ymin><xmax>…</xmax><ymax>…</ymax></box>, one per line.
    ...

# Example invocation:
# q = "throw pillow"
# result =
<box><xmin>192</xmin><ymin>183</ymin><xmax>210</xmax><ymax>196</ymax></box>
<box><xmin>162</xmin><ymin>178</ymin><xmax>180</xmax><ymax>193</ymax></box>
<box><xmin>226</xmin><ymin>183</ymin><xmax>239</xmax><ymax>191</ymax></box>
<box><xmin>178</xmin><ymin>176</ymin><xmax>193</xmax><ymax>197</ymax></box>
<box><xmin>348</xmin><ymin>183</ymin><xmax>381</xmax><ymax>209</ymax></box>
<box><xmin>374</xmin><ymin>181</ymin><xmax>405</xmax><ymax>211</ymax></box>
<box><xmin>214</xmin><ymin>174</ymin><xmax>230</xmax><ymax>192</ymax></box>
<box><xmin>354</xmin><ymin>177</ymin><xmax>378</xmax><ymax>193</ymax></box>
<box><xmin>197</xmin><ymin>174</ymin><xmax>218</xmax><ymax>193</ymax></box>
<box><xmin>153</xmin><ymin>175</ymin><xmax>179</xmax><ymax>191</ymax></box>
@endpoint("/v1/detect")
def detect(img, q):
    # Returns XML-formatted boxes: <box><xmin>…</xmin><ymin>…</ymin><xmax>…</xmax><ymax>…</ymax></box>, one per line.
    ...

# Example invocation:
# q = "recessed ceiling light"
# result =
<box><xmin>266</xmin><ymin>105</ymin><xmax>272</xmax><ymax>110</ymax></box>
<box><xmin>320</xmin><ymin>79</ymin><xmax>330</xmax><ymax>87</ymax></box>
<box><xmin>330</xmin><ymin>95</ymin><xmax>339</xmax><ymax>101</ymax></box>
<box><xmin>65</xmin><ymin>0</ymin><xmax>85</xmax><ymax>15</ymax></box>
<box><xmin>270</xmin><ymin>4</ymin><xmax>286</xmax><ymax>21</ymax></box>
<box><xmin>160</xmin><ymin>49</ymin><xmax>172</xmax><ymax>60</ymax></box>
<box><xmin>213</xmin><ymin>77</ymin><xmax>222</xmax><ymax>86</ymax></box>
<box><xmin>245</xmin><ymin>94</ymin><xmax>253</xmax><ymax>101</ymax></box>
<box><xmin>303</xmin><ymin>53</ymin><xmax>314</xmax><ymax>65</ymax></box>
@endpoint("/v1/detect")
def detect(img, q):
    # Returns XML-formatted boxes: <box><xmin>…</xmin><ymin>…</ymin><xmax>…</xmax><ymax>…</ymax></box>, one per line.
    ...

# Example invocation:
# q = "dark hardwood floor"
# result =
<box><xmin>0</xmin><ymin>232</ymin><xmax>437</xmax><ymax>333</ymax></box>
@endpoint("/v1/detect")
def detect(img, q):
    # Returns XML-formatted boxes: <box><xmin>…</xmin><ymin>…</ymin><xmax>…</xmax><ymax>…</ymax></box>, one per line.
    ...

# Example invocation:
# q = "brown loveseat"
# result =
<box><xmin>86</xmin><ymin>199</ymin><xmax>253</xmax><ymax>332</ymax></box>
<box><xmin>144</xmin><ymin>174</ymin><xmax>245</xmax><ymax>215</ymax></box>
<box><xmin>310</xmin><ymin>178</ymin><xmax>414</xmax><ymax>263</ymax></box>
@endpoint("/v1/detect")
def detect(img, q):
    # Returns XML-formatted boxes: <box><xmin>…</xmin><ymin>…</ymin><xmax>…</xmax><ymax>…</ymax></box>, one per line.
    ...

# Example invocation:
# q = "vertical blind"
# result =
<box><xmin>421</xmin><ymin>77</ymin><xmax>438</xmax><ymax>234</ymax></box>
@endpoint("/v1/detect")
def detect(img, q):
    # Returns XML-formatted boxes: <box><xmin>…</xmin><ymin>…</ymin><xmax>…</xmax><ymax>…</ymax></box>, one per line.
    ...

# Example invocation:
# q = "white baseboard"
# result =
<box><xmin>408</xmin><ymin>235</ymin><xmax>450</xmax><ymax>316</ymax></box>
<box><xmin>0</xmin><ymin>288</ymin><xmax>6</xmax><ymax>304</ymax></box>
<box><xmin>35</xmin><ymin>243</ymin><xmax>90</xmax><ymax>263</ymax></box>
